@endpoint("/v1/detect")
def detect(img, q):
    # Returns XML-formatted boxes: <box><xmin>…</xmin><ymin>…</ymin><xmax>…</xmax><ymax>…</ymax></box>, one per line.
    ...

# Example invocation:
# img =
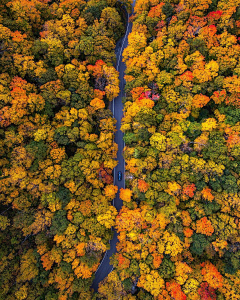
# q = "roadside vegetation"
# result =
<box><xmin>0</xmin><ymin>0</ymin><xmax>131</xmax><ymax>299</ymax></box>
<box><xmin>98</xmin><ymin>0</ymin><xmax>240</xmax><ymax>299</ymax></box>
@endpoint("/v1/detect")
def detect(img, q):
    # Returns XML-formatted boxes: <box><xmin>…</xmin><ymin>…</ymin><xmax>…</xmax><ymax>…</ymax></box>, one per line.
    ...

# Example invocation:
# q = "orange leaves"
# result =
<box><xmin>155</xmin><ymin>213</ymin><xmax>169</xmax><ymax>230</ymax></box>
<box><xmin>183</xmin><ymin>227</ymin><xmax>193</xmax><ymax>238</ymax></box>
<box><xmin>0</xmin><ymin>76</ymin><xmax>45</xmax><ymax>127</ymax></box>
<box><xmin>117</xmin><ymin>253</ymin><xmax>130</xmax><ymax>269</ymax></box>
<box><xmin>116</xmin><ymin>207</ymin><xmax>143</xmax><ymax>232</ymax></box>
<box><xmin>201</xmin><ymin>261</ymin><xmax>223</xmax><ymax>289</ymax></box>
<box><xmin>98</xmin><ymin>165</ymin><xmax>114</xmax><ymax>184</ymax></box>
<box><xmin>179</xmin><ymin>71</ymin><xmax>193</xmax><ymax>82</ymax></box>
<box><xmin>135</xmin><ymin>97</ymin><xmax>155</xmax><ymax>108</ymax></box>
<box><xmin>41</xmin><ymin>252</ymin><xmax>53</xmax><ymax>271</ymax></box>
<box><xmin>196</xmin><ymin>217</ymin><xmax>214</xmax><ymax>236</ymax></box>
<box><xmin>64</xmin><ymin>181</ymin><xmax>77</xmax><ymax>194</ymax></box>
<box><xmin>75</xmin><ymin>243</ymin><xmax>85</xmax><ymax>257</ymax></box>
<box><xmin>181</xmin><ymin>211</ymin><xmax>192</xmax><ymax>227</ymax></box>
<box><xmin>79</xmin><ymin>200</ymin><xmax>92</xmax><ymax>216</ymax></box>
<box><xmin>202</xmin><ymin>187</ymin><xmax>214</xmax><ymax>201</ymax></box>
<box><xmin>93</xmin><ymin>89</ymin><xmax>105</xmax><ymax>99</ymax></box>
<box><xmin>192</xmin><ymin>94</ymin><xmax>210</xmax><ymax>108</ymax></box>
<box><xmin>87</xmin><ymin>60</ymin><xmax>120</xmax><ymax>101</ymax></box>
<box><xmin>130</xmin><ymin>87</ymin><xmax>145</xmax><ymax>101</ymax></box>
<box><xmin>90</xmin><ymin>98</ymin><xmax>105</xmax><ymax>110</ymax></box>
<box><xmin>104</xmin><ymin>184</ymin><xmax>118</xmax><ymax>199</ymax></box>
<box><xmin>138</xmin><ymin>179</ymin><xmax>149</xmax><ymax>193</ymax></box>
<box><xmin>119</xmin><ymin>188</ymin><xmax>132</xmax><ymax>202</ymax></box>
<box><xmin>182</xmin><ymin>183</ymin><xmax>196</xmax><ymax>198</ymax></box>
<box><xmin>87</xmin><ymin>59</ymin><xmax>105</xmax><ymax>77</ymax></box>
<box><xmin>148</xmin><ymin>3</ymin><xmax>165</xmax><ymax>18</ymax></box>
<box><xmin>50</xmin><ymin>148</ymin><xmax>66</xmax><ymax>163</ymax></box>
<box><xmin>152</xmin><ymin>253</ymin><xmax>163</xmax><ymax>269</ymax></box>
<box><xmin>166</xmin><ymin>281</ymin><xmax>187</xmax><ymax>300</ymax></box>
<box><xmin>211</xmin><ymin>90</ymin><xmax>226</xmax><ymax>104</ymax></box>
<box><xmin>74</xmin><ymin>262</ymin><xmax>93</xmax><ymax>279</ymax></box>
<box><xmin>225</xmin><ymin>129</ymin><xmax>240</xmax><ymax>149</ymax></box>
<box><xmin>11</xmin><ymin>30</ymin><xmax>27</xmax><ymax>42</ymax></box>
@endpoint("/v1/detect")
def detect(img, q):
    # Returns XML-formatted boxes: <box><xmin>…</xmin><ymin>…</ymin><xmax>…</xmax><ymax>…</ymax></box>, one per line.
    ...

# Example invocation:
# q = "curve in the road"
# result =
<box><xmin>91</xmin><ymin>0</ymin><xmax>136</xmax><ymax>292</ymax></box>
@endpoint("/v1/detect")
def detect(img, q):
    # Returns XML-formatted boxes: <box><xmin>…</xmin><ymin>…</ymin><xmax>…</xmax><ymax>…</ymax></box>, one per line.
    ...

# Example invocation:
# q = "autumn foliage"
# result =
<box><xmin>0</xmin><ymin>0</ymin><xmax>126</xmax><ymax>298</ymax></box>
<box><xmin>98</xmin><ymin>0</ymin><xmax>240</xmax><ymax>298</ymax></box>
<box><xmin>1</xmin><ymin>0</ymin><xmax>240</xmax><ymax>299</ymax></box>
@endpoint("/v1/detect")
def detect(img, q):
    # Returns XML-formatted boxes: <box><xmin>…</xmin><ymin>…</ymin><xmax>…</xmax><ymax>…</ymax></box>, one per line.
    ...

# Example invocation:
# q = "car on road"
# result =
<box><xmin>118</xmin><ymin>171</ymin><xmax>122</xmax><ymax>181</ymax></box>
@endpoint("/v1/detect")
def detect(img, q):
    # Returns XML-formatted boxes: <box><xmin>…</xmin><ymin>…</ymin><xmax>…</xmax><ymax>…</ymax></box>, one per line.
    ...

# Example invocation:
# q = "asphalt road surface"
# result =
<box><xmin>91</xmin><ymin>0</ymin><xmax>136</xmax><ymax>292</ymax></box>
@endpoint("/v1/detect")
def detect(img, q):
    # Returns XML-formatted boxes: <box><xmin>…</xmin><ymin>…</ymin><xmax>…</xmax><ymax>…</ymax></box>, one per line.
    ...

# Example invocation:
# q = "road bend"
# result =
<box><xmin>92</xmin><ymin>0</ymin><xmax>136</xmax><ymax>292</ymax></box>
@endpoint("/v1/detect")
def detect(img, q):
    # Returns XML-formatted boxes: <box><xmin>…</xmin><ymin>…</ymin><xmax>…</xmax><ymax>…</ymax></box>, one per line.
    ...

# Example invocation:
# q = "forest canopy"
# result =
<box><xmin>0</xmin><ymin>0</ymin><xmax>240</xmax><ymax>299</ymax></box>
<box><xmin>0</xmin><ymin>0</ymin><xmax>130</xmax><ymax>299</ymax></box>
<box><xmin>98</xmin><ymin>0</ymin><xmax>240</xmax><ymax>299</ymax></box>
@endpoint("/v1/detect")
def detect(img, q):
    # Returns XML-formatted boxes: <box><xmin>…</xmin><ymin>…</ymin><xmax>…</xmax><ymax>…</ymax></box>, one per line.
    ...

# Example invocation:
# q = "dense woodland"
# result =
<box><xmin>97</xmin><ymin>0</ymin><xmax>240</xmax><ymax>299</ymax></box>
<box><xmin>0</xmin><ymin>0</ymin><xmax>132</xmax><ymax>299</ymax></box>
<box><xmin>0</xmin><ymin>0</ymin><xmax>240</xmax><ymax>299</ymax></box>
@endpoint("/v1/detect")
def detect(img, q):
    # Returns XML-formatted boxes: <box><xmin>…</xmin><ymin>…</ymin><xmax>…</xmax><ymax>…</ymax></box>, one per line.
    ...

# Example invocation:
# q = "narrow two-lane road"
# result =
<box><xmin>92</xmin><ymin>0</ymin><xmax>136</xmax><ymax>292</ymax></box>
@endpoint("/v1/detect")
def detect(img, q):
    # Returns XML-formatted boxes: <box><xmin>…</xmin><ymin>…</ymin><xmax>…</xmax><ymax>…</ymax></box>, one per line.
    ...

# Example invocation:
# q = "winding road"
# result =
<box><xmin>92</xmin><ymin>0</ymin><xmax>136</xmax><ymax>292</ymax></box>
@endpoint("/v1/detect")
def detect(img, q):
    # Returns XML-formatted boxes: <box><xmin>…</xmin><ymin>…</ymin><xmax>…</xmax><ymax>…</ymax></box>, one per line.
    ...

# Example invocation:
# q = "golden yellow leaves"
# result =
<box><xmin>175</xmin><ymin>262</ymin><xmax>192</xmax><ymax>285</ymax></box>
<box><xmin>74</xmin><ymin>262</ymin><xmax>92</xmax><ymax>279</ymax></box>
<box><xmin>162</xmin><ymin>231</ymin><xmax>184</xmax><ymax>257</ymax></box>
<box><xmin>34</xmin><ymin>128</ymin><xmax>48</xmax><ymax>142</ymax></box>
<box><xmin>44</xmin><ymin>165</ymin><xmax>61</xmax><ymax>180</ymax></box>
<box><xmin>97</xmin><ymin>206</ymin><xmax>117</xmax><ymax>229</ymax></box>
<box><xmin>150</xmin><ymin>133</ymin><xmax>167</xmax><ymax>151</ymax></box>
<box><xmin>54</xmin><ymin>234</ymin><xmax>65</xmax><ymax>245</ymax></box>
<box><xmin>138</xmin><ymin>270</ymin><xmax>164</xmax><ymax>297</ymax></box>
<box><xmin>15</xmin><ymin>285</ymin><xmax>28</xmax><ymax>300</ymax></box>
<box><xmin>128</xmin><ymin>31</ymin><xmax>147</xmax><ymax>52</ymax></box>
<box><xmin>104</xmin><ymin>184</ymin><xmax>118</xmax><ymax>199</ymax></box>
<box><xmin>98</xmin><ymin>270</ymin><xmax>127</xmax><ymax>299</ymax></box>
<box><xmin>201</xmin><ymin>118</ymin><xmax>217</xmax><ymax>131</ymax></box>
<box><xmin>119</xmin><ymin>188</ymin><xmax>133</xmax><ymax>203</ymax></box>
<box><xmin>50</xmin><ymin>148</ymin><xmax>66</xmax><ymax>163</ymax></box>
<box><xmin>8</xmin><ymin>166</ymin><xmax>27</xmax><ymax>185</ymax></box>
<box><xmin>212</xmin><ymin>239</ymin><xmax>228</xmax><ymax>257</ymax></box>
<box><xmin>194</xmin><ymin>132</ymin><xmax>209</xmax><ymax>152</ymax></box>
<box><xmin>64</xmin><ymin>181</ymin><xmax>77</xmax><ymax>194</ymax></box>
<box><xmin>167</xmin><ymin>182</ymin><xmax>181</xmax><ymax>196</ymax></box>
<box><xmin>205</xmin><ymin>60</ymin><xmax>219</xmax><ymax>77</ymax></box>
